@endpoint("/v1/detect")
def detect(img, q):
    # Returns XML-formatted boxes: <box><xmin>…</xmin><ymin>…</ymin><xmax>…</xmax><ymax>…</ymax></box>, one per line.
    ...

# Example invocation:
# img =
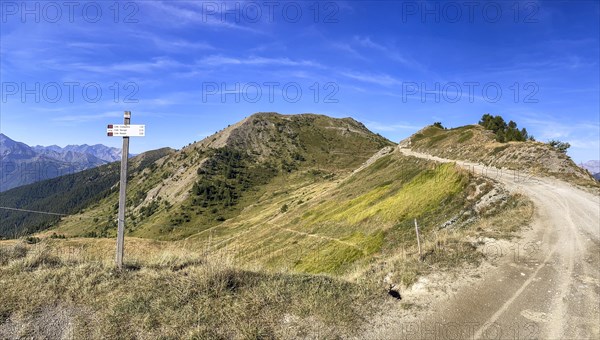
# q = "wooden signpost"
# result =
<box><xmin>107</xmin><ymin>111</ymin><xmax>145</xmax><ymax>269</ymax></box>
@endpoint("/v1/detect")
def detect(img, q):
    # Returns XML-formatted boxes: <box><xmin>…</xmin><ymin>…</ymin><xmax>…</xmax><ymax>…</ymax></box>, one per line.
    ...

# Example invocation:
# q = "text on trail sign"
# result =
<box><xmin>107</xmin><ymin>124</ymin><xmax>145</xmax><ymax>137</ymax></box>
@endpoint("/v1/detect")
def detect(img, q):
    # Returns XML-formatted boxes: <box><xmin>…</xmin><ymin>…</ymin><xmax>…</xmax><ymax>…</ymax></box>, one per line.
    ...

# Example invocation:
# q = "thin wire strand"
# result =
<box><xmin>0</xmin><ymin>206</ymin><xmax>67</xmax><ymax>216</ymax></box>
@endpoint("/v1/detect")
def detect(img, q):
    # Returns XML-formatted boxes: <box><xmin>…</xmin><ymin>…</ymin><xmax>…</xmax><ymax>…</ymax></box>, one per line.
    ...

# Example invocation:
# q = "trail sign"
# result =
<box><xmin>107</xmin><ymin>124</ymin><xmax>145</xmax><ymax>137</ymax></box>
<box><xmin>108</xmin><ymin>111</ymin><xmax>145</xmax><ymax>269</ymax></box>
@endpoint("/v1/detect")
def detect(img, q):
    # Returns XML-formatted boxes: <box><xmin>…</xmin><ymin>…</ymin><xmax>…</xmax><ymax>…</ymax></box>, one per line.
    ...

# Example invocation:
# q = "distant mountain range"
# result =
<box><xmin>32</xmin><ymin>144</ymin><xmax>122</xmax><ymax>162</ymax></box>
<box><xmin>578</xmin><ymin>160</ymin><xmax>600</xmax><ymax>181</ymax></box>
<box><xmin>0</xmin><ymin>133</ymin><xmax>123</xmax><ymax>192</ymax></box>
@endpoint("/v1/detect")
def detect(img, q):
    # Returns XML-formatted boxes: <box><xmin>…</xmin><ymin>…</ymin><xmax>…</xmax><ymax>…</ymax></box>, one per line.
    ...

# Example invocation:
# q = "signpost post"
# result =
<box><xmin>107</xmin><ymin>111</ymin><xmax>145</xmax><ymax>269</ymax></box>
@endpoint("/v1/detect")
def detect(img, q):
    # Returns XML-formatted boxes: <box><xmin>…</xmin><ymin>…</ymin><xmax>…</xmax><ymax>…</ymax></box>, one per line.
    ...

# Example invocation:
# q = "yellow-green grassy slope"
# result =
<box><xmin>182</xmin><ymin>147</ymin><xmax>519</xmax><ymax>279</ymax></box>
<box><xmin>403</xmin><ymin>124</ymin><xmax>597</xmax><ymax>187</ymax></box>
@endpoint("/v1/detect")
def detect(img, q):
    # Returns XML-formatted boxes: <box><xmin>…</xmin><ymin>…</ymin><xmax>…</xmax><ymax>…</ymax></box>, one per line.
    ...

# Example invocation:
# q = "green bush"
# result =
<box><xmin>547</xmin><ymin>139</ymin><xmax>571</xmax><ymax>153</ymax></box>
<box><xmin>24</xmin><ymin>236</ymin><xmax>41</xmax><ymax>244</ymax></box>
<box><xmin>479</xmin><ymin>114</ymin><xmax>531</xmax><ymax>142</ymax></box>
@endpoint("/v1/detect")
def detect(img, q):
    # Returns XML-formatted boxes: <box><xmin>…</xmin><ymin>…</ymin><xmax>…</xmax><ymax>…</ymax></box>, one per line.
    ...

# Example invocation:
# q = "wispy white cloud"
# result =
<box><xmin>69</xmin><ymin>57</ymin><xmax>184</xmax><ymax>74</ymax></box>
<box><xmin>66</xmin><ymin>42</ymin><xmax>116</xmax><ymax>50</ymax></box>
<box><xmin>350</xmin><ymin>36</ymin><xmax>421</xmax><ymax>67</ymax></box>
<box><xmin>141</xmin><ymin>91</ymin><xmax>204</xmax><ymax>106</ymax></box>
<box><xmin>53</xmin><ymin>111</ymin><xmax>123</xmax><ymax>123</ymax></box>
<box><xmin>569</xmin><ymin>138</ymin><xmax>600</xmax><ymax>150</ymax></box>
<box><xmin>196</xmin><ymin>55</ymin><xmax>323</xmax><ymax>68</ymax></box>
<box><xmin>331</xmin><ymin>43</ymin><xmax>366</xmax><ymax>60</ymax></box>
<box><xmin>520</xmin><ymin>114</ymin><xmax>599</xmax><ymax>139</ymax></box>
<box><xmin>141</xmin><ymin>1</ymin><xmax>263</xmax><ymax>33</ymax></box>
<box><xmin>477</xmin><ymin>56</ymin><xmax>599</xmax><ymax>78</ymax></box>
<box><xmin>339</xmin><ymin>71</ymin><xmax>401</xmax><ymax>86</ymax></box>
<box><xmin>141</xmin><ymin>34</ymin><xmax>215</xmax><ymax>52</ymax></box>
<box><xmin>363</xmin><ymin>120</ymin><xmax>421</xmax><ymax>132</ymax></box>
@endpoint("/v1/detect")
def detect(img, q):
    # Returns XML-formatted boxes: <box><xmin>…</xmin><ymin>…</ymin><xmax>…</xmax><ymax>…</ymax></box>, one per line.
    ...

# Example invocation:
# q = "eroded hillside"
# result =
<box><xmin>401</xmin><ymin>124</ymin><xmax>596</xmax><ymax>187</ymax></box>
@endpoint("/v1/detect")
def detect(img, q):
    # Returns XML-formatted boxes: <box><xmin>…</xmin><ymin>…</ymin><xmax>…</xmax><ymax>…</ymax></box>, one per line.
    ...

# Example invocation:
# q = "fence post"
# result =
<box><xmin>414</xmin><ymin>219</ymin><xmax>422</xmax><ymax>261</ymax></box>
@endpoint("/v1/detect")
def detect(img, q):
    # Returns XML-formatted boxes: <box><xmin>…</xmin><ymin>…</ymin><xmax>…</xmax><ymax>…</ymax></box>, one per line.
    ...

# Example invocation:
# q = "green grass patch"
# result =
<box><xmin>312</xmin><ymin>162</ymin><xmax>467</xmax><ymax>225</ymax></box>
<box><xmin>491</xmin><ymin>144</ymin><xmax>509</xmax><ymax>155</ymax></box>
<box><xmin>457</xmin><ymin>130</ymin><xmax>474</xmax><ymax>143</ymax></box>
<box><xmin>294</xmin><ymin>231</ymin><xmax>384</xmax><ymax>274</ymax></box>
<box><xmin>426</xmin><ymin>133</ymin><xmax>449</xmax><ymax>147</ymax></box>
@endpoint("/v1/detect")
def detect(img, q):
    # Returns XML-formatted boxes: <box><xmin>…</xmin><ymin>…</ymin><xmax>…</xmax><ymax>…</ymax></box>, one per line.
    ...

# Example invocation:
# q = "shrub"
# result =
<box><xmin>547</xmin><ymin>139</ymin><xmax>571</xmax><ymax>153</ymax></box>
<box><xmin>0</xmin><ymin>243</ymin><xmax>28</xmax><ymax>265</ymax></box>
<box><xmin>24</xmin><ymin>236</ymin><xmax>40</xmax><ymax>244</ymax></box>
<box><xmin>21</xmin><ymin>243</ymin><xmax>62</xmax><ymax>269</ymax></box>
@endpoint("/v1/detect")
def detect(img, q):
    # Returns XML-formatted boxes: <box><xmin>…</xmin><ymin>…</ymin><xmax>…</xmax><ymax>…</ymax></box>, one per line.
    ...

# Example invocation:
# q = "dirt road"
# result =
<box><xmin>373</xmin><ymin>148</ymin><xmax>600</xmax><ymax>340</ymax></box>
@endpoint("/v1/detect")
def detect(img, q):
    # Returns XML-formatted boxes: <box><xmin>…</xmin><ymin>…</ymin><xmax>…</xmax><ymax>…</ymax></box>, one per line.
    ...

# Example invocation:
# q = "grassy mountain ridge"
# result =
<box><xmin>401</xmin><ymin>124</ymin><xmax>597</xmax><ymax>187</ymax></box>
<box><xmin>50</xmin><ymin>113</ymin><xmax>394</xmax><ymax>240</ymax></box>
<box><xmin>196</xmin><ymin>112</ymin><xmax>390</xmax><ymax>170</ymax></box>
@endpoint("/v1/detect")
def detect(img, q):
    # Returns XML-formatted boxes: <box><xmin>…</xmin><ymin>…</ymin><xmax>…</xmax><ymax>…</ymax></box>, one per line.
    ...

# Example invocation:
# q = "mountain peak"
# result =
<box><xmin>0</xmin><ymin>133</ymin><xmax>34</xmax><ymax>157</ymax></box>
<box><xmin>191</xmin><ymin>112</ymin><xmax>390</xmax><ymax>164</ymax></box>
<box><xmin>579</xmin><ymin>160</ymin><xmax>600</xmax><ymax>174</ymax></box>
<box><xmin>0</xmin><ymin>133</ymin><xmax>13</xmax><ymax>142</ymax></box>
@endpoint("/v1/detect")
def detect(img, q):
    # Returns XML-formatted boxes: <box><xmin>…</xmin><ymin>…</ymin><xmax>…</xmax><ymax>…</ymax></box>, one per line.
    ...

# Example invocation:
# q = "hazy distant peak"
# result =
<box><xmin>579</xmin><ymin>160</ymin><xmax>600</xmax><ymax>174</ymax></box>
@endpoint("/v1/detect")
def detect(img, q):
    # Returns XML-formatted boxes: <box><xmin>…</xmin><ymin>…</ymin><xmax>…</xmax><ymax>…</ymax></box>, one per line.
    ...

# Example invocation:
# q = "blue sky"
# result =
<box><xmin>1</xmin><ymin>0</ymin><xmax>598</xmax><ymax>163</ymax></box>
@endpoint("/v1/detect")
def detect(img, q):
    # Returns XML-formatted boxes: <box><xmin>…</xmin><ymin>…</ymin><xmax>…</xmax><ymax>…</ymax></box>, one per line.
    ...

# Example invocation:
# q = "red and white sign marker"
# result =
<box><xmin>107</xmin><ymin>124</ymin><xmax>145</xmax><ymax>137</ymax></box>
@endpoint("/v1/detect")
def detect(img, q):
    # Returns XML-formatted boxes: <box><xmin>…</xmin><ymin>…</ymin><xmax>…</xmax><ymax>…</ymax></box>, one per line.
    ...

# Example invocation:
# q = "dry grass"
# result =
<box><xmin>0</xmin><ymin>239</ymin><xmax>382</xmax><ymax>339</ymax></box>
